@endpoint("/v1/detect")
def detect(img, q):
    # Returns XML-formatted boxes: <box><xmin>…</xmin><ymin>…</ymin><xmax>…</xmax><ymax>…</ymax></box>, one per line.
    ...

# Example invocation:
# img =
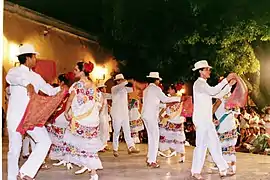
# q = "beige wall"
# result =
<box><xmin>2</xmin><ymin>10</ymin><xmax>118</xmax><ymax>119</ymax></box>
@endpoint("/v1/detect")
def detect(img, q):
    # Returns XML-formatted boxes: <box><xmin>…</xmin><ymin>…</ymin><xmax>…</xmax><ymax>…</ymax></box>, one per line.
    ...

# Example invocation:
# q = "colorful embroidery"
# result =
<box><xmin>63</xmin><ymin>143</ymin><xmax>99</xmax><ymax>158</ymax></box>
<box><xmin>47</xmin><ymin>125</ymin><xmax>66</xmax><ymax>139</ymax></box>
<box><xmin>50</xmin><ymin>144</ymin><xmax>65</xmax><ymax>153</ymax></box>
<box><xmin>72</xmin><ymin>81</ymin><xmax>96</xmax><ymax>106</ymax></box>
<box><xmin>160</xmin><ymin>136</ymin><xmax>185</xmax><ymax>144</ymax></box>
<box><xmin>222</xmin><ymin>146</ymin><xmax>236</xmax><ymax>155</ymax></box>
<box><xmin>128</xmin><ymin>99</ymin><xmax>139</xmax><ymax>110</ymax></box>
<box><xmin>67</xmin><ymin>122</ymin><xmax>98</xmax><ymax>139</ymax></box>
<box><xmin>159</xmin><ymin>121</ymin><xmax>184</xmax><ymax>132</ymax></box>
<box><xmin>130</xmin><ymin>119</ymin><xmax>143</xmax><ymax>128</ymax></box>
<box><xmin>218</xmin><ymin>129</ymin><xmax>238</xmax><ymax>142</ymax></box>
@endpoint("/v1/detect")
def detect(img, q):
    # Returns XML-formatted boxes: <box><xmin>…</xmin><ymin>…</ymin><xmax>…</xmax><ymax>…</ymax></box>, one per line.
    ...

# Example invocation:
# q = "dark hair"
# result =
<box><xmin>58</xmin><ymin>74</ymin><xmax>69</xmax><ymax>85</ymax></box>
<box><xmin>76</xmin><ymin>61</ymin><xmax>91</xmax><ymax>80</ymax></box>
<box><xmin>17</xmin><ymin>53</ymin><xmax>34</xmax><ymax>64</ymax></box>
<box><xmin>147</xmin><ymin>78</ymin><xmax>159</xmax><ymax>84</ymax></box>
<box><xmin>168</xmin><ymin>84</ymin><xmax>177</xmax><ymax>93</ymax></box>
<box><xmin>195</xmin><ymin>68</ymin><xmax>204</xmax><ymax>78</ymax></box>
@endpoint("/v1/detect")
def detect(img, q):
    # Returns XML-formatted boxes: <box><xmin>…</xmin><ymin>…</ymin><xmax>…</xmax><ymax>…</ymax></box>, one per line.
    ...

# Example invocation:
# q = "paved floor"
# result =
<box><xmin>2</xmin><ymin>137</ymin><xmax>270</xmax><ymax>180</ymax></box>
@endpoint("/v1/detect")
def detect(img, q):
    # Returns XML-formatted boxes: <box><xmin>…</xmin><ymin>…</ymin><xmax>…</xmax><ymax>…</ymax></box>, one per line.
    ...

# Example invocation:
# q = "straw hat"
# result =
<box><xmin>17</xmin><ymin>44</ymin><xmax>39</xmax><ymax>56</ymax></box>
<box><xmin>192</xmin><ymin>60</ymin><xmax>212</xmax><ymax>71</ymax></box>
<box><xmin>114</xmin><ymin>74</ymin><xmax>125</xmax><ymax>81</ymax></box>
<box><xmin>146</xmin><ymin>72</ymin><xmax>162</xmax><ymax>80</ymax></box>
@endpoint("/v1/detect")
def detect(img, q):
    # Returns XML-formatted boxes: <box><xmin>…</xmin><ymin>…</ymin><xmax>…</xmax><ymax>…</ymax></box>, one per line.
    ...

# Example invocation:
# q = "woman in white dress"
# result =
<box><xmin>46</xmin><ymin>73</ymin><xmax>73</xmax><ymax>168</ymax></box>
<box><xmin>158</xmin><ymin>84</ymin><xmax>186</xmax><ymax>162</ymax></box>
<box><xmin>62</xmin><ymin>61</ymin><xmax>103</xmax><ymax>180</ymax></box>
<box><xmin>212</xmin><ymin>91</ymin><xmax>239</xmax><ymax>175</ymax></box>
<box><xmin>97</xmin><ymin>83</ymin><xmax>112</xmax><ymax>151</ymax></box>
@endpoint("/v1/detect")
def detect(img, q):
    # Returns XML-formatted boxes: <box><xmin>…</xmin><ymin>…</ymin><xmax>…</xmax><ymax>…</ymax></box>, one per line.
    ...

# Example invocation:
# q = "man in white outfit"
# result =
<box><xmin>190</xmin><ymin>60</ymin><xmax>236</xmax><ymax>179</ymax></box>
<box><xmin>111</xmin><ymin>74</ymin><xmax>139</xmax><ymax>157</ymax></box>
<box><xmin>6</xmin><ymin>44</ymin><xmax>61</xmax><ymax>180</ymax></box>
<box><xmin>142</xmin><ymin>72</ymin><xmax>181</xmax><ymax>168</ymax></box>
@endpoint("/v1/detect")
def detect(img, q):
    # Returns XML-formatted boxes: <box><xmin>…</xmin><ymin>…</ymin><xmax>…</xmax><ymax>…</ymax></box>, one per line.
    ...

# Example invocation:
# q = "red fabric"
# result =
<box><xmin>225</xmin><ymin>76</ymin><xmax>248</xmax><ymax>109</ymax></box>
<box><xmin>33</xmin><ymin>60</ymin><xmax>57</xmax><ymax>83</ymax></box>
<box><xmin>48</xmin><ymin>94</ymin><xmax>70</xmax><ymax>124</ymax></box>
<box><xmin>16</xmin><ymin>89</ymin><xmax>68</xmax><ymax>135</ymax></box>
<box><xmin>181</xmin><ymin>96</ymin><xmax>193</xmax><ymax>117</ymax></box>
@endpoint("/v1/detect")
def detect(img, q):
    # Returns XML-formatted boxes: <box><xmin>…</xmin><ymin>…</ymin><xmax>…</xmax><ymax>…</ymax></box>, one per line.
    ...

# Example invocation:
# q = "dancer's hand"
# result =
<box><xmin>213</xmin><ymin>119</ymin><xmax>220</xmax><ymax>126</ymax></box>
<box><xmin>229</xmin><ymin>79</ymin><xmax>237</xmax><ymax>86</ymax></box>
<box><xmin>226</xmin><ymin>73</ymin><xmax>237</xmax><ymax>82</ymax></box>
<box><xmin>64</xmin><ymin>111</ymin><xmax>72</xmax><ymax>121</ymax></box>
<box><xmin>26</xmin><ymin>84</ymin><xmax>35</xmax><ymax>97</ymax></box>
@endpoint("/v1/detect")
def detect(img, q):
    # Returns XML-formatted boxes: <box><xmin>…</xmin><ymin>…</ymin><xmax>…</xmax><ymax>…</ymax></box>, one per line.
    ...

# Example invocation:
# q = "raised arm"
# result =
<box><xmin>111</xmin><ymin>81</ymin><xmax>128</xmax><ymax>94</ymax></box>
<box><xmin>198</xmin><ymin>78</ymin><xmax>228</xmax><ymax>96</ymax></box>
<box><xmin>156</xmin><ymin>87</ymin><xmax>180</xmax><ymax>103</ymax></box>
<box><xmin>213</xmin><ymin>84</ymin><xmax>232</xmax><ymax>99</ymax></box>
<box><xmin>38</xmin><ymin>76</ymin><xmax>61</xmax><ymax>96</ymax></box>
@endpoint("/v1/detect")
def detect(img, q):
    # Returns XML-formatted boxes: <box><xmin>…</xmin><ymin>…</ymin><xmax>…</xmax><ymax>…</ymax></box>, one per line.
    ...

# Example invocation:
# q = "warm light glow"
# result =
<box><xmin>8</xmin><ymin>43</ymin><xmax>19</xmax><ymax>65</ymax></box>
<box><xmin>177</xmin><ymin>88</ymin><xmax>186</xmax><ymax>96</ymax></box>
<box><xmin>92</xmin><ymin>65</ymin><xmax>108</xmax><ymax>80</ymax></box>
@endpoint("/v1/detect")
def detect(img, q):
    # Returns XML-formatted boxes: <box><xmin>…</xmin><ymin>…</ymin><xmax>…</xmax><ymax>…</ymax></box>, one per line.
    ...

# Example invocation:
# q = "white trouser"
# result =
<box><xmin>8</xmin><ymin>126</ymin><xmax>51</xmax><ymax>180</ymax></box>
<box><xmin>22</xmin><ymin>136</ymin><xmax>36</xmax><ymax>156</ymax></box>
<box><xmin>143</xmin><ymin>118</ymin><xmax>159</xmax><ymax>163</ymax></box>
<box><xmin>99</xmin><ymin>115</ymin><xmax>110</xmax><ymax>147</ymax></box>
<box><xmin>191</xmin><ymin>124</ymin><xmax>228</xmax><ymax>174</ymax></box>
<box><xmin>112</xmin><ymin>118</ymin><xmax>134</xmax><ymax>151</ymax></box>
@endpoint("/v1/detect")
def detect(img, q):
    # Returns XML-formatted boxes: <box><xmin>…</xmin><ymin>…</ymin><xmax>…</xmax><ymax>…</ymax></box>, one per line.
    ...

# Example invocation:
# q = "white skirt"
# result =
<box><xmin>62</xmin><ymin>122</ymin><xmax>103</xmax><ymax>169</ymax></box>
<box><xmin>159</xmin><ymin>122</ymin><xmax>186</xmax><ymax>153</ymax></box>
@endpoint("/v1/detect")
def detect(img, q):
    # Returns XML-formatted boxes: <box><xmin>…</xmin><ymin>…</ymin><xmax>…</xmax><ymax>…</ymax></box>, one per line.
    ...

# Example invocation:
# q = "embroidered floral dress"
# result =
<box><xmin>215</xmin><ymin>94</ymin><xmax>238</xmax><ymax>163</ymax></box>
<box><xmin>46</xmin><ymin>94</ymin><xmax>70</xmax><ymax>161</ymax></box>
<box><xmin>128</xmin><ymin>98</ymin><xmax>144</xmax><ymax>142</ymax></box>
<box><xmin>62</xmin><ymin>81</ymin><xmax>103</xmax><ymax>169</ymax></box>
<box><xmin>159</xmin><ymin>102</ymin><xmax>186</xmax><ymax>153</ymax></box>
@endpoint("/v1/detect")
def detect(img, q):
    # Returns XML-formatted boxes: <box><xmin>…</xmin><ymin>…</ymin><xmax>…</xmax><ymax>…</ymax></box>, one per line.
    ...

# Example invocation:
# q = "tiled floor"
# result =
<box><xmin>2</xmin><ymin>137</ymin><xmax>270</xmax><ymax>180</ymax></box>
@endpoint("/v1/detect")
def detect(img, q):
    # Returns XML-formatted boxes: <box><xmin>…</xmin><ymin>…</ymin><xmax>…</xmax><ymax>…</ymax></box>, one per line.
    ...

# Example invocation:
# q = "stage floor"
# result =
<box><xmin>2</xmin><ymin>137</ymin><xmax>270</xmax><ymax>180</ymax></box>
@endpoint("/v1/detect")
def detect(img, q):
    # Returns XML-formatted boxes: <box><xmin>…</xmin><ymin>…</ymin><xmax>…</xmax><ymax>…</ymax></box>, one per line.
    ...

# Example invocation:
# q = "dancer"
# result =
<box><xmin>46</xmin><ymin>73</ymin><xmax>73</xmax><ymax>169</ymax></box>
<box><xmin>158</xmin><ymin>84</ymin><xmax>186</xmax><ymax>163</ymax></box>
<box><xmin>62</xmin><ymin>61</ymin><xmax>103</xmax><ymax>180</ymax></box>
<box><xmin>190</xmin><ymin>60</ymin><xmax>236</xmax><ymax>179</ymax></box>
<box><xmin>97</xmin><ymin>82</ymin><xmax>112</xmax><ymax>151</ymax></box>
<box><xmin>142</xmin><ymin>72</ymin><xmax>181</xmax><ymax>168</ymax></box>
<box><xmin>111</xmin><ymin>74</ymin><xmax>140</xmax><ymax>157</ymax></box>
<box><xmin>6</xmin><ymin>44</ymin><xmax>61</xmax><ymax>180</ymax></box>
<box><xmin>128</xmin><ymin>87</ymin><xmax>144</xmax><ymax>144</ymax></box>
<box><xmin>210</xmin><ymin>85</ymin><xmax>239</xmax><ymax>175</ymax></box>
<box><xmin>264</xmin><ymin>106</ymin><xmax>270</xmax><ymax>135</ymax></box>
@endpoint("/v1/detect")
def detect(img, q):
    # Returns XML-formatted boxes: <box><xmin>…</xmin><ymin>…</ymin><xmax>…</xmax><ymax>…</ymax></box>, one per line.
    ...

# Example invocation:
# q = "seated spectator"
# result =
<box><xmin>248</xmin><ymin>126</ymin><xmax>270</xmax><ymax>154</ymax></box>
<box><xmin>236</xmin><ymin>127</ymin><xmax>257</xmax><ymax>152</ymax></box>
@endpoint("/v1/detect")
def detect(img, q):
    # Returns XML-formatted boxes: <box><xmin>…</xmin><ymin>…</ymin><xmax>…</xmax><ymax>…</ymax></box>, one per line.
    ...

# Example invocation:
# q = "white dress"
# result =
<box><xmin>215</xmin><ymin>96</ymin><xmax>238</xmax><ymax>163</ymax></box>
<box><xmin>129</xmin><ymin>99</ymin><xmax>144</xmax><ymax>139</ymax></box>
<box><xmin>159</xmin><ymin>102</ymin><xmax>186</xmax><ymax>153</ymax></box>
<box><xmin>99</xmin><ymin>93</ymin><xmax>111</xmax><ymax>147</ymax></box>
<box><xmin>62</xmin><ymin>81</ymin><xmax>103</xmax><ymax>169</ymax></box>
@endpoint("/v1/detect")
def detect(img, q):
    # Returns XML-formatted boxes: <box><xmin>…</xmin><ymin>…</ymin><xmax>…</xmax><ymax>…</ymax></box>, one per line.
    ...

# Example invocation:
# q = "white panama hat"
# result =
<box><xmin>16</xmin><ymin>44</ymin><xmax>40</xmax><ymax>56</ymax></box>
<box><xmin>146</xmin><ymin>72</ymin><xmax>162</xmax><ymax>80</ymax></box>
<box><xmin>97</xmin><ymin>82</ymin><xmax>106</xmax><ymax>88</ymax></box>
<box><xmin>114</xmin><ymin>74</ymin><xmax>125</xmax><ymax>81</ymax></box>
<box><xmin>192</xmin><ymin>60</ymin><xmax>212</xmax><ymax>71</ymax></box>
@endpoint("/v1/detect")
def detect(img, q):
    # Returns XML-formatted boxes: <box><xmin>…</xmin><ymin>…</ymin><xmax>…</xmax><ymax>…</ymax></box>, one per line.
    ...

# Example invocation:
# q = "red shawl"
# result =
<box><xmin>225</xmin><ymin>76</ymin><xmax>248</xmax><ymax>109</ymax></box>
<box><xmin>181</xmin><ymin>96</ymin><xmax>193</xmax><ymax>117</ymax></box>
<box><xmin>16</xmin><ymin>89</ymin><xmax>68</xmax><ymax>135</ymax></box>
<box><xmin>48</xmin><ymin>94</ymin><xmax>70</xmax><ymax>124</ymax></box>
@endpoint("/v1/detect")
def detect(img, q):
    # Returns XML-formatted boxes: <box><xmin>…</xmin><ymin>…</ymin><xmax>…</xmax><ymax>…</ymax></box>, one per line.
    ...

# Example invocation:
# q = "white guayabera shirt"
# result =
<box><xmin>6</xmin><ymin>65</ymin><xmax>60</xmax><ymax>132</ymax></box>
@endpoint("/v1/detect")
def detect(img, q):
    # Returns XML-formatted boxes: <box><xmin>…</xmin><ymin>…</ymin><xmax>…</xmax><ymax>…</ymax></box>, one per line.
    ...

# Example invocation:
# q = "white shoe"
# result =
<box><xmin>53</xmin><ymin>160</ymin><xmax>66</xmax><ymax>167</ymax></box>
<box><xmin>168</xmin><ymin>151</ymin><xmax>176</xmax><ymax>157</ymax></box>
<box><xmin>179</xmin><ymin>156</ymin><xmax>185</xmax><ymax>163</ymax></box>
<box><xmin>158</xmin><ymin>151</ymin><xmax>167</xmax><ymax>157</ymax></box>
<box><xmin>219</xmin><ymin>169</ymin><xmax>227</xmax><ymax>177</ymax></box>
<box><xmin>90</xmin><ymin>174</ymin><xmax>99</xmax><ymax>180</ymax></box>
<box><xmin>66</xmin><ymin>163</ymin><xmax>73</xmax><ymax>170</ymax></box>
<box><xmin>75</xmin><ymin>166</ymin><xmax>90</xmax><ymax>175</ymax></box>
